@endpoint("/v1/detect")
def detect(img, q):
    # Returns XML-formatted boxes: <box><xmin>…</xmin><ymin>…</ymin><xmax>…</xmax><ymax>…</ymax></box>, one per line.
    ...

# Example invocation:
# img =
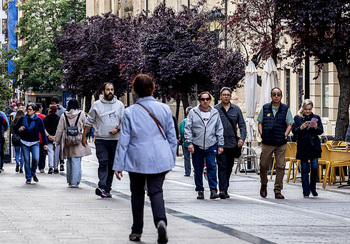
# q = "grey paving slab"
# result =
<box><xmin>1</xmin><ymin>143</ymin><xmax>350</xmax><ymax>244</ymax></box>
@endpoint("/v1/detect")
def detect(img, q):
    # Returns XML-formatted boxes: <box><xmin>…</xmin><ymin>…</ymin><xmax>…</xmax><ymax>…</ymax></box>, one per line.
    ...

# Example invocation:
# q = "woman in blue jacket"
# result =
<box><xmin>14</xmin><ymin>103</ymin><xmax>48</xmax><ymax>184</ymax></box>
<box><xmin>113</xmin><ymin>74</ymin><xmax>177</xmax><ymax>243</ymax></box>
<box><xmin>292</xmin><ymin>99</ymin><xmax>323</xmax><ymax>197</ymax></box>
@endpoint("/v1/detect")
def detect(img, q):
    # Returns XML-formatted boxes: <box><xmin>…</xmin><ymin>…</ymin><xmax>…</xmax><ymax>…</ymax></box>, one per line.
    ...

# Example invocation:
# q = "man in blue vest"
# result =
<box><xmin>257</xmin><ymin>87</ymin><xmax>294</xmax><ymax>199</ymax></box>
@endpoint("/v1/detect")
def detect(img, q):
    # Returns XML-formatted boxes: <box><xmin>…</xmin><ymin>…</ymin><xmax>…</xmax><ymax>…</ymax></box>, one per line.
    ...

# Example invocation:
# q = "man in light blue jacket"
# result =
<box><xmin>184</xmin><ymin>91</ymin><xmax>224</xmax><ymax>200</ymax></box>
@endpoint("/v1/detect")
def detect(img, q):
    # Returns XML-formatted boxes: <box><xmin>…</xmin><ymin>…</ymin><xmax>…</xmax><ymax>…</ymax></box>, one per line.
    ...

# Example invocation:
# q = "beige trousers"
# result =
<box><xmin>259</xmin><ymin>143</ymin><xmax>286</xmax><ymax>194</ymax></box>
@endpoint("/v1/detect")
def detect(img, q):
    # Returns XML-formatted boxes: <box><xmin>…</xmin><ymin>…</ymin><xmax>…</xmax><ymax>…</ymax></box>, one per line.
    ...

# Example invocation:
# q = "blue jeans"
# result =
<box><xmin>21</xmin><ymin>142</ymin><xmax>40</xmax><ymax>180</ymax></box>
<box><xmin>192</xmin><ymin>145</ymin><xmax>218</xmax><ymax>192</ymax></box>
<box><xmin>66</xmin><ymin>157</ymin><xmax>82</xmax><ymax>186</ymax></box>
<box><xmin>301</xmin><ymin>158</ymin><xmax>318</xmax><ymax>196</ymax></box>
<box><xmin>14</xmin><ymin>146</ymin><xmax>24</xmax><ymax>170</ymax></box>
<box><xmin>183</xmin><ymin>146</ymin><xmax>191</xmax><ymax>176</ymax></box>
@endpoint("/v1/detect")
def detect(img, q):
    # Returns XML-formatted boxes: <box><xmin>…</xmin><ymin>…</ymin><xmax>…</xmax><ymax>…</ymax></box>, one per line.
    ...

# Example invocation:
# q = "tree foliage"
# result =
<box><xmin>115</xmin><ymin>3</ymin><xmax>245</xmax><ymax>110</ymax></box>
<box><xmin>0</xmin><ymin>46</ymin><xmax>12</xmax><ymax>110</ymax></box>
<box><xmin>277</xmin><ymin>0</ymin><xmax>350</xmax><ymax>140</ymax></box>
<box><xmin>227</xmin><ymin>0</ymin><xmax>285</xmax><ymax>66</ymax></box>
<box><xmin>56</xmin><ymin>13</ymin><xmax>127</xmax><ymax>101</ymax></box>
<box><xmin>11</xmin><ymin>0</ymin><xmax>85</xmax><ymax>91</ymax></box>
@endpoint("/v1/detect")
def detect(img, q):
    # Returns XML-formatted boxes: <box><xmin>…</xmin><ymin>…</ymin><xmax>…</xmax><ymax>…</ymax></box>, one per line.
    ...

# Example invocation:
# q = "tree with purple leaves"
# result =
<box><xmin>55</xmin><ymin>13</ymin><xmax>128</xmax><ymax>111</ymax></box>
<box><xmin>227</xmin><ymin>0</ymin><xmax>285</xmax><ymax>67</ymax></box>
<box><xmin>122</xmin><ymin>2</ymin><xmax>245</xmax><ymax>116</ymax></box>
<box><xmin>276</xmin><ymin>0</ymin><xmax>350</xmax><ymax>140</ymax></box>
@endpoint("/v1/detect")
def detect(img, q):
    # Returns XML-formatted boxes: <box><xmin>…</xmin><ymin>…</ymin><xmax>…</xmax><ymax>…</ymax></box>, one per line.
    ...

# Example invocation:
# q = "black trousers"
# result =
<box><xmin>216</xmin><ymin>147</ymin><xmax>236</xmax><ymax>191</ymax></box>
<box><xmin>38</xmin><ymin>142</ymin><xmax>47</xmax><ymax>170</ymax></box>
<box><xmin>95</xmin><ymin>140</ymin><xmax>118</xmax><ymax>192</ymax></box>
<box><xmin>129</xmin><ymin>172</ymin><xmax>167</xmax><ymax>234</ymax></box>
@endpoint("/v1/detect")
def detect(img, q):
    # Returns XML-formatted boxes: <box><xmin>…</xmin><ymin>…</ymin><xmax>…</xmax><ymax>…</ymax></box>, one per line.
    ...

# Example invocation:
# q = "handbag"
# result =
<box><xmin>220</xmin><ymin>107</ymin><xmax>242</xmax><ymax>158</ymax></box>
<box><xmin>12</xmin><ymin>133</ymin><xmax>21</xmax><ymax>146</ymax></box>
<box><xmin>137</xmin><ymin>103</ymin><xmax>166</xmax><ymax>140</ymax></box>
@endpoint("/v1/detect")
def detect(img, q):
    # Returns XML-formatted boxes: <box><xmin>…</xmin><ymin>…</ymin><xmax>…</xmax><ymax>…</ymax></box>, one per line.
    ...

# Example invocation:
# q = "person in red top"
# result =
<box><xmin>36</xmin><ymin>103</ymin><xmax>47</xmax><ymax>173</ymax></box>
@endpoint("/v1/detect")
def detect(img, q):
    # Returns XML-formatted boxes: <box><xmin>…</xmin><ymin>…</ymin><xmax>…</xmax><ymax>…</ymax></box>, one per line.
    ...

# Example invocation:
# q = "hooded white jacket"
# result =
<box><xmin>85</xmin><ymin>96</ymin><xmax>125</xmax><ymax>140</ymax></box>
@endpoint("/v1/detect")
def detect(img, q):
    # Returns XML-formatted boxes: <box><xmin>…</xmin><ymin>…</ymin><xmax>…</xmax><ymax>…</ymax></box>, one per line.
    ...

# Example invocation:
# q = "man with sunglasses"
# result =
<box><xmin>214</xmin><ymin>87</ymin><xmax>246</xmax><ymax>199</ymax></box>
<box><xmin>184</xmin><ymin>91</ymin><xmax>224</xmax><ymax>200</ymax></box>
<box><xmin>257</xmin><ymin>87</ymin><xmax>294</xmax><ymax>199</ymax></box>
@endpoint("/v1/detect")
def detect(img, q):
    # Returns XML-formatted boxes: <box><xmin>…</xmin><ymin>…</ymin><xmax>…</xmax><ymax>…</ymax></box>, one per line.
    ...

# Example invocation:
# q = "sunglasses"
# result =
<box><xmin>200</xmin><ymin>98</ymin><xmax>211</xmax><ymax>101</ymax></box>
<box><xmin>271</xmin><ymin>93</ymin><xmax>282</xmax><ymax>97</ymax></box>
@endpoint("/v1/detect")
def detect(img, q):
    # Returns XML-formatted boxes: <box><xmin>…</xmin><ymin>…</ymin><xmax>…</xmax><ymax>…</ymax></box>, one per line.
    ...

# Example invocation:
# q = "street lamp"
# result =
<box><xmin>208</xmin><ymin>9</ymin><xmax>226</xmax><ymax>104</ymax></box>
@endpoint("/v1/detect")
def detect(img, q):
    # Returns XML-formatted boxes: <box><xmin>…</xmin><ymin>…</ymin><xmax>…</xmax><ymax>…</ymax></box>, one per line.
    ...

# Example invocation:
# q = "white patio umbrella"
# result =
<box><xmin>259</xmin><ymin>57</ymin><xmax>278</xmax><ymax>109</ymax></box>
<box><xmin>245</xmin><ymin>61</ymin><xmax>258</xmax><ymax>142</ymax></box>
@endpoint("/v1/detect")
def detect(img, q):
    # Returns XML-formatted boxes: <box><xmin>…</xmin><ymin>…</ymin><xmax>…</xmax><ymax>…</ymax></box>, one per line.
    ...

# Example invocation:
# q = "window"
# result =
<box><xmin>298</xmin><ymin>69</ymin><xmax>303</xmax><ymax>109</ymax></box>
<box><xmin>285</xmin><ymin>69</ymin><xmax>290</xmax><ymax>107</ymax></box>
<box><xmin>321</xmin><ymin>64</ymin><xmax>329</xmax><ymax>117</ymax></box>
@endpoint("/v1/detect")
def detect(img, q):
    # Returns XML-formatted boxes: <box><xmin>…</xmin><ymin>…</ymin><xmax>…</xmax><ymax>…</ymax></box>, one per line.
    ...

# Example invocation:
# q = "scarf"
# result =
<box><xmin>23</xmin><ymin>114</ymin><xmax>39</xmax><ymax>132</ymax></box>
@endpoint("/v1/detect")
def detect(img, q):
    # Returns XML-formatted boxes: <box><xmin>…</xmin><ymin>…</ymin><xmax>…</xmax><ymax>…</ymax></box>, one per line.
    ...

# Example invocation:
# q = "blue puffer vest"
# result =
<box><xmin>261</xmin><ymin>103</ymin><xmax>288</xmax><ymax>146</ymax></box>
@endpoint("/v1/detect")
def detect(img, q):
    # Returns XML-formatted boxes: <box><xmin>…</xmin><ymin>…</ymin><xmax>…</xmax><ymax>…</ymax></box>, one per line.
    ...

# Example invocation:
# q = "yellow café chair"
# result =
<box><xmin>322</xmin><ymin>143</ymin><xmax>350</xmax><ymax>189</ymax></box>
<box><xmin>285</xmin><ymin>142</ymin><xmax>300</xmax><ymax>183</ymax></box>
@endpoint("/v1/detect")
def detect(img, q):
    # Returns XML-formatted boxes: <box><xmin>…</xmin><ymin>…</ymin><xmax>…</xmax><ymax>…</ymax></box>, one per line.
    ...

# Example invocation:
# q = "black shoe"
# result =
<box><xmin>48</xmin><ymin>168</ymin><xmax>54</xmax><ymax>174</ymax></box>
<box><xmin>33</xmin><ymin>175</ymin><xmax>39</xmax><ymax>182</ymax></box>
<box><xmin>157</xmin><ymin>220</ymin><xmax>168</xmax><ymax>243</ymax></box>
<box><xmin>54</xmin><ymin>169</ymin><xmax>59</xmax><ymax>174</ymax></box>
<box><xmin>19</xmin><ymin>169</ymin><xmax>23</xmax><ymax>174</ymax></box>
<box><xmin>275</xmin><ymin>193</ymin><xmax>285</xmax><ymax>199</ymax></box>
<box><xmin>210</xmin><ymin>190</ymin><xmax>219</xmax><ymax>199</ymax></box>
<box><xmin>311</xmin><ymin>190</ymin><xmax>318</xmax><ymax>197</ymax></box>
<box><xmin>197</xmin><ymin>191</ymin><xmax>204</xmax><ymax>199</ymax></box>
<box><xmin>106</xmin><ymin>192</ymin><xmax>112</xmax><ymax>198</ymax></box>
<box><xmin>26</xmin><ymin>179</ymin><xmax>31</xmax><ymax>184</ymax></box>
<box><xmin>95</xmin><ymin>188</ymin><xmax>107</xmax><ymax>198</ymax></box>
<box><xmin>219</xmin><ymin>190</ymin><xmax>227</xmax><ymax>199</ymax></box>
<box><xmin>129</xmin><ymin>233</ymin><xmax>141</xmax><ymax>242</ymax></box>
<box><xmin>15</xmin><ymin>164</ymin><xmax>19</xmax><ymax>172</ymax></box>
<box><xmin>60</xmin><ymin>164</ymin><xmax>64</xmax><ymax>171</ymax></box>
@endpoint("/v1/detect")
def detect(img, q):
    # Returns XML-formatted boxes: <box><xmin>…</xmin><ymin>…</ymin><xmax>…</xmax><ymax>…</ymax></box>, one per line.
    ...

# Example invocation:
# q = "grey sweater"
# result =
<box><xmin>85</xmin><ymin>96</ymin><xmax>125</xmax><ymax>140</ymax></box>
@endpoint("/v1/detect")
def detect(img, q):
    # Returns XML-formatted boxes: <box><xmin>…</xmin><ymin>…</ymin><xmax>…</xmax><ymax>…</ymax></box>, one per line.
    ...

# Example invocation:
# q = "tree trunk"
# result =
<box><xmin>181</xmin><ymin>92</ymin><xmax>190</xmax><ymax>118</ymax></box>
<box><xmin>85</xmin><ymin>95</ymin><xmax>92</xmax><ymax>113</ymax></box>
<box><xmin>334</xmin><ymin>61</ymin><xmax>350</xmax><ymax>140</ymax></box>
<box><xmin>175</xmin><ymin>97</ymin><xmax>180</xmax><ymax>123</ymax></box>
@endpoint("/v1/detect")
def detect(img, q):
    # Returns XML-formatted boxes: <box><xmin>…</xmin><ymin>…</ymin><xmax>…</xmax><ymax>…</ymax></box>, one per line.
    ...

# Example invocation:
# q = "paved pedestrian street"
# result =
<box><xmin>1</xmin><ymin>145</ymin><xmax>350</xmax><ymax>243</ymax></box>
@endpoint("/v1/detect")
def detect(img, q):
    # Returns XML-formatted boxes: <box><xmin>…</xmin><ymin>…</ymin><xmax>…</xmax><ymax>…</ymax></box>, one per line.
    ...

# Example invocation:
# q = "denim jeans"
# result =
<box><xmin>14</xmin><ymin>145</ymin><xmax>24</xmax><ymax>170</ymax></box>
<box><xmin>66</xmin><ymin>157</ymin><xmax>82</xmax><ymax>186</ymax></box>
<box><xmin>216</xmin><ymin>147</ymin><xmax>236</xmax><ymax>192</ymax></box>
<box><xmin>192</xmin><ymin>145</ymin><xmax>218</xmax><ymax>192</ymax></box>
<box><xmin>47</xmin><ymin>143</ymin><xmax>60</xmax><ymax>169</ymax></box>
<box><xmin>21</xmin><ymin>142</ymin><xmax>40</xmax><ymax>180</ymax></box>
<box><xmin>95</xmin><ymin>140</ymin><xmax>118</xmax><ymax>192</ymax></box>
<box><xmin>301</xmin><ymin>158</ymin><xmax>318</xmax><ymax>196</ymax></box>
<box><xmin>183</xmin><ymin>146</ymin><xmax>191</xmax><ymax>176</ymax></box>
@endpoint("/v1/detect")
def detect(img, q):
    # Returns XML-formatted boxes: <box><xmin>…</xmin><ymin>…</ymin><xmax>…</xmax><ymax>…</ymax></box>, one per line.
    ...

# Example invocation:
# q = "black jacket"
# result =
<box><xmin>43</xmin><ymin>114</ymin><xmax>60</xmax><ymax>137</ymax></box>
<box><xmin>292</xmin><ymin>113</ymin><xmax>323</xmax><ymax>161</ymax></box>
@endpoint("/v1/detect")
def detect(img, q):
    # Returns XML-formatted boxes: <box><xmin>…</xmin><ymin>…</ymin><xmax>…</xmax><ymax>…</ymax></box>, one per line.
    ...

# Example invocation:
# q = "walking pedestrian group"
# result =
<box><xmin>5</xmin><ymin>75</ymin><xmax>341</xmax><ymax>243</ymax></box>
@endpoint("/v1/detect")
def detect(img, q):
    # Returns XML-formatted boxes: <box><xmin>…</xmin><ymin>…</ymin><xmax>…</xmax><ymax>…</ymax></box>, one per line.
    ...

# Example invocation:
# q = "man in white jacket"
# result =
<box><xmin>82</xmin><ymin>83</ymin><xmax>125</xmax><ymax>198</ymax></box>
<box><xmin>184</xmin><ymin>91</ymin><xmax>224</xmax><ymax>200</ymax></box>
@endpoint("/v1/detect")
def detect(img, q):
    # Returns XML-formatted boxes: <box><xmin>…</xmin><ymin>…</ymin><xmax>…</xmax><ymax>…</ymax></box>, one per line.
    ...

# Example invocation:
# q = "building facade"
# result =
<box><xmin>86</xmin><ymin>0</ymin><xmax>341</xmax><ymax>136</ymax></box>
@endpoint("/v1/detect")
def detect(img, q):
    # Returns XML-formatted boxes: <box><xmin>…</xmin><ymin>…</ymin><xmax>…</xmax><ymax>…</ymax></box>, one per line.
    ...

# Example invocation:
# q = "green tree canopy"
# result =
<box><xmin>10</xmin><ymin>0</ymin><xmax>85</xmax><ymax>92</ymax></box>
